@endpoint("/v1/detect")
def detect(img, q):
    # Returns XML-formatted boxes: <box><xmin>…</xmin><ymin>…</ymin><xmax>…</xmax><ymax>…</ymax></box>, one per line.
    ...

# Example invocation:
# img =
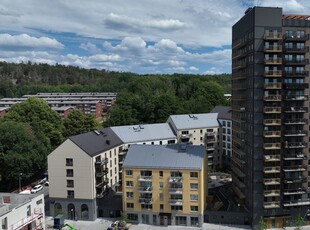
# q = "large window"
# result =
<box><xmin>190</xmin><ymin>172</ymin><xmax>198</xmax><ymax>178</ymax></box>
<box><xmin>171</xmin><ymin>205</ymin><xmax>183</xmax><ymax>211</ymax></box>
<box><xmin>141</xmin><ymin>171</ymin><xmax>152</xmax><ymax>176</ymax></box>
<box><xmin>126</xmin><ymin>203</ymin><xmax>134</xmax><ymax>209</ymax></box>
<box><xmin>125</xmin><ymin>170</ymin><xmax>132</xmax><ymax>176</ymax></box>
<box><xmin>66</xmin><ymin>158</ymin><xmax>73</xmax><ymax>166</ymax></box>
<box><xmin>67</xmin><ymin>180</ymin><xmax>74</xmax><ymax>188</ymax></box>
<box><xmin>190</xmin><ymin>194</ymin><xmax>198</xmax><ymax>201</ymax></box>
<box><xmin>126</xmin><ymin>192</ymin><xmax>133</xmax><ymax>198</ymax></box>
<box><xmin>67</xmin><ymin>190</ymin><xmax>74</xmax><ymax>198</ymax></box>
<box><xmin>141</xmin><ymin>204</ymin><xmax>152</xmax><ymax>210</ymax></box>
<box><xmin>126</xmin><ymin>181</ymin><xmax>133</xmax><ymax>187</ymax></box>
<box><xmin>190</xmin><ymin>183</ymin><xmax>198</xmax><ymax>190</ymax></box>
<box><xmin>175</xmin><ymin>216</ymin><xmax>187</xmax><ymax>226</ymax></box>
<box><xmin>127</xmin><ymin>213</ymin><xmax>138</xmax><ymax>222</ymax></box>
<box><xmin>170</xmin><ymin>171</ymin><xmax>182</xmax><ymax>178</ymax></box>
<box><xmin>190</xmin><ymin>206</ymin><xmax>198</xmax><ymax>212</ymax></box>
<box><xmin>191</xmin><ymin>217</ymin><xmax>199</xmax><ymax>227</ymax></box>
<box><xmin>66</xmin><ymin>169</ymin><xmax>74</xmax><ymax>177</ymax></box>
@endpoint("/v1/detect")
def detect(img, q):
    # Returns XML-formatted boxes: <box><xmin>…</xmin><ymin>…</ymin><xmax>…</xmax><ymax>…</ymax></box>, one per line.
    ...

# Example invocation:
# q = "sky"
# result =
<box><xmin>0</xmin><ymin>0</ymin><xmax>310</xmax><ymax>74</ymax></box>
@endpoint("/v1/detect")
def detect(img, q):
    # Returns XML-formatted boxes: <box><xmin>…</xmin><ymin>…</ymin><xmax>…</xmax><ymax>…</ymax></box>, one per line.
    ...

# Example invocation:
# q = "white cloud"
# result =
<box><xmin>79</xmin><ymin>42</ymin><xmax>101</xmax><ymax>54</ymax></box>
<box><xmin>0</xmin><ymin>33</ymin><xmax>64</xmax><ymax>50</ymax></box>
<box><xmin>203</xmin><ymin>67</ymin><xmax>224</xmax><ymax>75</ymax></box>
<box><xmin>189</xmin><ymin>66</ymin><xmax>199</xmax><ymax>71</ymax></box>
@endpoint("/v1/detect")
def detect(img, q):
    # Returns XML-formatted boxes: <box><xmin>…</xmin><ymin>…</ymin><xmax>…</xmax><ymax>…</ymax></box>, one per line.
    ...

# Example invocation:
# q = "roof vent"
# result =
<box><xmin>106</xmin><ymin>140</ymin><xmax>110</xmax><ymax>145</ymax></box>
<box><xmin>94</xmin><ymin>130</ymin><xmax>100</xmax><ymax>135</ymax></box>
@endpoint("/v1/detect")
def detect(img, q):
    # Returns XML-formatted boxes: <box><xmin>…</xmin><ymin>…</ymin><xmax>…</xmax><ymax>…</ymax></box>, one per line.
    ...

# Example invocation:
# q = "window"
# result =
<box><xmin>110</xmin><ymin>169</ymin><xmax>112</xmax><ymax>177</ymax></box>
<box><xmin>159</xmin><ymin>171</ymin><xmax>163</xmax><ymax>177</ymax></box>
<box><xmin>36</xmin><ymin>199</ymin><xmax>42</xmax><ymax>205</ymax></box>
<box><xmin>190</xmin><ymin>206</ymin><xmax>198</xmax><ymax>212</ymax></box>
<box><xmin>126</xmin><ymin>170</ymin><xmax>133</xmax><ymax>176</ymax></box>
<box><xmin>171</xmin><ymin>205</ymin><xmax>183</xmax><ymax>211</ymax></box>
<box><xmin>175</xmin><ymin>216</ymin><xmax>187</xmax><ymax>226</ymax></box>
<box><xmin>127</xmin><ymin>213</ymin><xmax>138</xmax><ymax>222</ymax></box>
<box><xmin>66</xmin><ymin>158</ymin><xmax>73</xmax><ymax>166</ymax></box>
<box><xmin>227</xmin><ymin>129</ymin><xmax>231</xmax><ymax>135</ymax></box>
<box><xmin>160</xmin><ymin>141</ymin><xmax>162</xmax><ymax>145</ymax></box>
<box><xmin>190</xmin><ymin>183</ymin><xmax>198</xmax><ymax>190</ymax></box>
<box><xmin>191</xmin><ymin>217</ymin><xmax>199</xmax><ymax>227</ymax></box>
<box><xmin>170</xmin><ymin>171</ymin><xmax>182</xmax><ymax>178</ymax></box>
<box><xmin>159</xmin><ymin>182</ymin><xmax>163</xmax><ymax>189</ymax></box>
<box><xmin>66</xmin><ymin>169</ymin><xmax>74</xmax><ymax>177</ymax></box>
<box><xmin>141</xmin><ymin>204</ymin><xmax>152</xmax><ymax>209</ymax></box>
<box><xmin>222</xmin><ymin>121</ymin><xmax>226</xmax><ymax>126</ymax></box>
<box><xmin>223</xmin><ymin>128</ymin><xmax>226</xmax><ymax>134</ymax></box>
<box><xmin>207</xmin><ymin>129</ymin><xmax>213</xmax><ymax>132</ymax></box>
<box><xmin>126</xmin><ymin>181</ymin><xmax>133</xmax><ymax>187</ymax></box>
<box><xmin>168</xmin><ymin>140</ymin><xmax>175</xmax><ymax>144</ymax></box>
<box><xmin>67</xmin><ymin>180</ymin><xmax>74</xmax><ymax>188</ymax></box>
<box><xmin>126</xmin><ymin>203</ymin><xmax>134</xmax><ymax>209</ymax></box>
<box><xmin>141</xmin><ymin>171</ymin><xmax>152</xmax><ymax>177</ymax></box>
<box><xmin>115</xmin><ymin>167</ymin><xmax>117</xmax><ymax>174</ymax></box>
<box><xmin>27</xmin><ymin>205</ymin><xmax>31</xmax><ymax>216</ymax></box>
<box><xmin>190</xmin><ymin>172</ymin><xmax>198</xmax><ymax>178</ymax></box>
<box><xmin>114</xmin><ymin>158</ymin><xmax>116</xmax><ymax>164</ymax></box>
<box><xmin>200</xmin><ymin>129</ymin><xmax>203</xmax><ymax>134</ymax></box>
<box><xmin>67</xmin><ymin>190</ymin><xmax>74</xmax><ymax>198</ymax></box>
<box><xmin>181</xmin><ymin>130</ymin><xmax>189</xmax><ymax>134</ymax></box>
<box><xmin>2</xmin><ymin>217</ymin><xmax>7</xmax><ymax>229</ymax></box>
<box><xmin>160</xmin><ymin>204</ymin><xmax>164</xmax><ymax>211</ymax></box>
<box><xmin>160</xmin><ymin>193</ymin><xmax>163</xmax><ymax>201</ymax></box>
<box><xmin>190</xmin><ymin>194</ymin><xmax>198</xmax><ymax>201</ymax></box>
<box><xmin>227</xmin><ymin>122</ymin><xmax>231</xmax><ymax>127</ymax></box>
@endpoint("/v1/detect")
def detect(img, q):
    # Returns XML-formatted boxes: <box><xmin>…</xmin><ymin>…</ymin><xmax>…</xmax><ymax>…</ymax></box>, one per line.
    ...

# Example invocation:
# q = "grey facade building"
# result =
<box><xmin>232</xmin><ymin>7</ymin><xmax>310</xmax><ymax>228</ymax></box>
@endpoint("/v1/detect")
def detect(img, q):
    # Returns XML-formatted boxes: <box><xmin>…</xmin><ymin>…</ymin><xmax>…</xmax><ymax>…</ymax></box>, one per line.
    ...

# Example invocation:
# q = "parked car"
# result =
<box><xmin>31</xmin><ymin>184</ymin><xmax>43</xmax><ymax>193</ymax></box>
<box><xmin>107</xmin><ymin>221</ymin><xmax>131</xmax><ymax>230</ymax></box>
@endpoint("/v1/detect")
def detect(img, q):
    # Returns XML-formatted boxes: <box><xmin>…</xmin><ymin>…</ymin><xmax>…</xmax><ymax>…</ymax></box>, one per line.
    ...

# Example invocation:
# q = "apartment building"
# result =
<box><xmin>232</xmin><ymin>7</ymin><xmax>310</xmax><ymax>228</ymax></box>
<box><xmin>48</xmin><ymin>128</ymin><xmax>123</xmax><ymax>220</ymax></box>
<box><xmin>211</xmin><ymin>106</ymin><xmax>232</xmax><ymax>169</ymax></box>
<box><xmin>122</xmin><ymin>144</ymin><xmax>206</xmax><ymax>227</ymax></box>
<box><xmin>0</xmin><ymin>107</ymin><xmax>8</xmax><ymax>119</ymax></box>
<box><xmin>0</xmin><ymin>193</ymin><xmax>45</xmax><ymax>230</ymax></box>
<box><xmin>167</xmin><ymin>113</ymin><xmax>220</xmax><ymax>169</ymax></box>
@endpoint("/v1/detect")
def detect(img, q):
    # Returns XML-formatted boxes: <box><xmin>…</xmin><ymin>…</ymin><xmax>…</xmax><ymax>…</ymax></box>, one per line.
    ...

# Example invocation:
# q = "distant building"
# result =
<box><xmin>122</xmin><ymin>144</ymin><xmax>206</xmax><ymax>227</ymax></box>
<box><xmin>0</xmin><ymin>107</ymin><xmax>8</xmax><ymax>119</ymax></box>
<box><xmin>210</xmin><ymin>106</ymin><xmax>232</xmax><ymax>169</ymax></box>
<box><xmin>51</xmin><ymin>106</ymin><xmax>74</xmax><ymax>118</ymax></box>
<box><xmin>167</xmin><ymin>113</ymin><xmax>220</xmax><ymax>169</ymax></box>
<box><xmin>0</xmin><ymin>193</ymin><xmax>45</xmax><ymax>230</ymax></box>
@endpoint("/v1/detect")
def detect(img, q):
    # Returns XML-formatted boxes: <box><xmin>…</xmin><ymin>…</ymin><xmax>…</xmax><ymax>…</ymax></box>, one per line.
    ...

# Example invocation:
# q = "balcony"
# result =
<box><xmin>284</xmin><ymin>47</ymin><xmax>307</xmax><ymax>53</ymax></box>
<box><xmin>95</xmin><ymin>158</ymin><xmax>108</xmax><ymax>166</ymax></box>
<box><xmin>205</xmin><ymin>137</ymin><xmax>216</xmax><ymax>143</ymax></box>
<box><xmin>264</xmin><ymin>178</ymin><xmax>280</xmax><ymax>185</ymax></box>
<box><xmin>264</xmin><ymin>155</ymin><xmax>281</xmax><ymax>162</ymax></box>
<box><xmin>264</xmin><ymin>190</ymin><xmax>280</xmax><ymax>197</ymax></box>
<box><xmin>283</xmin><ymin>200</ymin><xmax>310</xmax><ymax>207</ymax></box>
<box><xmin>139</xmin><ymin>198</ymin><xmax>153</xmax><ymax>204</ymax></box>
<box><xmin>169</xmin><ymin>177</ymin><xmax>183</xmax><ymax>183</ymax></box>
<box><xmin>264</xmin><ymin>143</ymin><xmax>281</xmax><ymax>150</ymax></box>
<box><xmin>138</xmin><ymin>176</ymin><xmax>152</xmax><ymax>182</ymax></box>
<box><xmin>284</xmin><ymin>34</ymin><xmax>307</xmax><ymax>41</ymax></box>
<box><xmin>264</xmin><ymin>131</ymin><xmax>281</xmax><ymax>138</ymax></box>
<box><xmin>283</xmin><ymin>165</ymin><xmax>306</xmax><ymax>172</ymax></box>
<box><xmin>206</xmin><ymin>131</ymin><xmax>216</xmax><ymax>136</ymax></box>
<box><xmin>264</xmin><ymin>58</ymin><xmax>282</xmax><ymax>65</ymax></box>
<box><xmin>264</xmin><ymin>70</ymin><xmax>282</xmax><ymax>77</ymax></box>
<box><xmin>263</xmin><ymin>119</ymin><xmax>281</xmax><ymax>126</ymax></box>
<box><xmin>284</xmin><ymin>176</ymin><xmax>306</xmax><ymax>184</ymax></box>
<box><xmin>284</xmin><ymin>142</ymin><xmax>307</xmax><ymax>149</ymax></box>
<box><xmin>169</xmin><ymin>188</ymin><xmax>183</xmax><ymax>195</ymax></box>
<box><xmin>264</xmin><ymin>201</ymin><xmax>281</xmax><ymax>209</ymax></box>
<box><xmin>283</xmin><ymin>153</ymin><xmax>305</xmax><ymax>160</ymax></box>
<box><xmin>264</xmin><ymin>95</ymin><xmax>281</xmax><ymax>101</ymax></box>
<box><xmin>96</xmin><ymin>170</ymin><xmax>108</xmax><ymax>178</ymax></box>
<box><xmin>283</xmin><ymin>188</ymin><xmax>306</xmax><ymax>195</ymax></box>
<box><xmin>284</xmin><ymin>107</ymin><xmax>308</xmax><ymax>113</ymax></box>
<box><xmin>232</xmin><ymin>39</ymin><xmax>247</xmax><ymax>49</ymax></box>
<box><xmin>264</xmin><ymin>107</ymin><xmax>281</xmax><ymax>114</ymax></box>
<box><xmin>283</xmin><ymin>83</ymin><xmax>308</xmax><ymax>89</ymax></box>
<box><xmin>284</xmin><ymin>59</ymin><xmax>307</xmax><ymax>65</ymax></box>
<box><xmin>284</xmin><ymin>71</ymin><xmax>308</xmax><ymax>77</ymax></box>
<box><xmin>232</xmin><ymin>72</ymin><xmax>247</xmax><ymax>80</ymax></box>
<box><xmin>138</xmin><ymin>187</ymin><xmax>152</xmax><ymax>193</ymax></box>
<box><xmin>169</xmin><ymin>199</ymin><xmax>183</xmax><ymax>206</ymax></box>
<box><xmin>96</xmin><ymin>178</ymin><xmax>108</xmax><ymax>187</ymax></box>
<box><xmin>264</xmin><ymin>166</ymin><xmax>281</xmax><ymax>174</ymax></box>
<box><xmin>206</xmin><ymin>145</ymin><xmax>215</xmax><ymax>151</ymax></box>
<box><xmin>284</xmin><ymin>119</ymin><xmax>307</xmax><ymax>125</ymax></box>
<box><xmin>264</xmin><ymin>33</ymin><xmax>282</xmax><ymax>40</ymax></box>
<box><xmin>284</xmin><ymin>130</ymin><xmax>307</xmax><ymax>137</ymax></box>
<box><xmin>264</xmin><ymin>83</ymin><xmax>282</xmax><ymax>89</ymax></box>
<box><xmin>265</xmin><ymin>45</ymin><xmax>282</xmax><ymax>52</ymax></box>
<box><xmin>180</xmin><ymin>133</ymin><xmax>191</xmax><ymax>139</ymax></box>
<box><xmin>284</xmin><ymin>95</ymin><xmax>308</xmax><ymax>101</ymax></box>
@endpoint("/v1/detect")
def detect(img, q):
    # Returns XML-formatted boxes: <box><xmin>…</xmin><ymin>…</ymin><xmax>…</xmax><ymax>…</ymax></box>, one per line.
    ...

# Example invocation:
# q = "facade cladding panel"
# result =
<box><xmin>232</xmin><ymin>7</ymin><xmax>310</xmax><ymax>229</ymax></box>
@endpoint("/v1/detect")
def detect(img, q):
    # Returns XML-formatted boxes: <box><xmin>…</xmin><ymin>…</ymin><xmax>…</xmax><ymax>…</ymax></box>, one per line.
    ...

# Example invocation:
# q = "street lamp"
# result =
<box><xmin>18</xmin><ymin>173</ymin><xmax>22</xmax><ymax>192</ymax></box>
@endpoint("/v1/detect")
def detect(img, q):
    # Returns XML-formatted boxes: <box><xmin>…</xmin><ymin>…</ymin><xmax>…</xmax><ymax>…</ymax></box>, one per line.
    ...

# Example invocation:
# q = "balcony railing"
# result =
<box><xmin>264</xmin><ymin>83</ymin><xmax>282</xmax><ymax>89</ymax></box>
<box><xmin>264</xmin><ymin>166</ymin><xmax>281</xmax><ymax>174</ymax></box>
<box><xmin>264</xmin><ymin>95</ymin><xmax>281</xmax><ymax>101</ymax></box>
<box><xmin>180</xmin><ymin>133</ymin><xmax>192</xmax><ymax>139</ymax></box>
<box><xmin>263</xmin><ymin>131</ymin><xmax>281</xmax><ymax>137</ymax></box>
<box><xmin>138</xmin><ymin>187</ymin><xmax>152</xmax><ymax>193</ymax></box>
<box><xmin>264</xmin><ymin>155</ymin><xmax>281</xmax><ymax>162</ymax></box>
<box><xmin>169</xmin><ymin>199</ymin><xmax>183</xmax><ymax>206</ymax></box>
<box><xmin>263</xmin><ymin>119</ymin><xmax>281</xmax><ymax>125</ymax></box>
<box><xmin>283</xmin><ymin>200</ymin><xmax>310</xmax><ymax>207</ymax></box>
<box><xmin>265</xmin><ymin>45</ymin><xmax>282</xmax><ymax>52</ymax></box>
<box><xmin>138</xmin><ymin>176</ymin><xmax>152</xmax><ymax>182</ymax></box>
<box><xmin>264</xmin><ymin>143</ymin><xmax>281</xmax><ymax>150</ymax></box>
<box><xmin>264</xmin><ymin>201</ymin><xmax>281</xmax><ymax>209</ymax></box>
<box><xmin>284</xmin><ymin>130</ymin><xmax>307</xmax><ymax>136</ymax></box>
<box><xmin>284</xmin><ymin>119</ymin><xmax>307</xmax><ymax>125</ymax></box>
<box><xmin>283</xmin><ymin>153</ymin><xmax>305</xmax><ymax>160</ymax></box>
<box><xmin>284</xmin><ymin>107</ymin><xmax>308</xmax><ymax>113</ymax></box>
<box><xmin>283</xmin><ymin>83</ymin><xmax>309</xmax><ymax>89</ymax></box>
<box><xmin>283</xmin><ymin>188</ymin><xmax>306</xmax><ymax>195</ymax></box>
<box><xmin>264</xmin><ymin>58</ymin><xmax>282</xmax><ymax>65</ymax></box>
<box><xmin>284</xmin><ymin>176</ymin><xmax>306</xmax><ymax>184</ymax></box>
<box><xmin>264</xmin><ymin>33</ymin><xmax>282</xmax><ymax>40</ymax></box>
<box><xmin>168</xmin><ymin>177</ymin><xmax>183</xmax><ymax>183</ymax></box>
<box><xmin>264</xmin><ymin>190</ymin><xmax>280</xmax><ymax>197</ymax></box>
<box><xmin>284</xmin><ymin>95</ymin><xmax>308</xmax><ymax>101</ymax></box>
<box><xmin>284</xmin><ymin>47</ymin><xmax>307</xmax><ymax>53</ymax></box>
<box><xmin>284</xmin><ymin>59</ymin><xmax>307</xmax><ymax>65</ymax></box>
<box><xmin>169</xmin><ymin>188</ymin><xmax>183</xmax><ymax>194</ymax></box>
<box><xmin>283</xmin><ymin>165</ymin><xmax>306</xmax><ymax>172</ymax></box>
<box><xmin>284</xmin><ymin>142</ymin><xmax>307</xmax><ymax>149</ymax></box>
<box><xmin>284</xmin><ymin>34</ymin><xmax>307</xmax><ymax>41</ymax></box>
<box><xmin>139</xmin><ymin>198</ymin><xmax>153</xmax><ymax>204</ymax></box>
<box><xmin>264</xmin><ymin>107</ymin><xmax>281</xmax><ymax>113</ymax></box>
<box><xmin>284</xmin><ymin>71</ymin><xmax>308</xmax><ymax>77</ymax></box>
<box><xmin>95</xmin><ymin>158</ymin><xmax>108</xmax><ymax>166</ymax></box>
<box><xmin>264</xmin><ymin>178</ymin><xmax>280</xmax><ymax>185</ymax></box>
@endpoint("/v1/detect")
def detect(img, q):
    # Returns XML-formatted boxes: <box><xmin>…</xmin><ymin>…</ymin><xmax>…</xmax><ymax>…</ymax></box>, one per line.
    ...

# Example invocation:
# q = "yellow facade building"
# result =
<box><xmin>122</xmin><ymin>144</ymin><xmax>207</xmax><ymax>227</ymax></box>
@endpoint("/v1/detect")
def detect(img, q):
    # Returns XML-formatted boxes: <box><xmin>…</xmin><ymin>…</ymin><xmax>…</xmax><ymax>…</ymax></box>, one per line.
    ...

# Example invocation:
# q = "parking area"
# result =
<box><xmin>45</xmin><ymin>216</ymin><xmax>251</xmax><ymax>230</ymax></box>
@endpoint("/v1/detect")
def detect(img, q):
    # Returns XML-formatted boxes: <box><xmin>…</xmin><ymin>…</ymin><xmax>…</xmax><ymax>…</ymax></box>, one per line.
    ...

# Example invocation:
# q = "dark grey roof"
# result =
<box><xmin>123</xmin><ymin>144</ymin><xmax>204</xmax><ymax>170</ymax></box>
<box><xmin>211</xmin><ymin>106</ymin><xmax>232</xmax><ymax>120</ymax></box>
<box><xmin>69</xmin><ymin>127</ymin><xmax>123</xmax><ymax>157</ymax></box>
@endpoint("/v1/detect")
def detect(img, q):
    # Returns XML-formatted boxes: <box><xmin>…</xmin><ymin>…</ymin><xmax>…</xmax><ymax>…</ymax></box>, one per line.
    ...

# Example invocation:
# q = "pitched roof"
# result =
<box><xmin>123</xmin><ymin>144</ymin><xmax>204</xmax><ymax>170</ymax></box>
<box><xmin>69</xmin><ymin>127</ymin><xmax>123</xmax><ymax>157</ymax></box>
<box><xmin>110</xmin><ymin>123</ymin><xmax>176</xmax><ymax>143</ymax></box>
<box><xmin>167</xmin><ymin>113</ymin><xmax>219</xmax><ymax>130</ymax></box>
<box><xmin>210</xmin><ymin>106</ymin><xmax>232</xmax><ymax>120</ymax></box>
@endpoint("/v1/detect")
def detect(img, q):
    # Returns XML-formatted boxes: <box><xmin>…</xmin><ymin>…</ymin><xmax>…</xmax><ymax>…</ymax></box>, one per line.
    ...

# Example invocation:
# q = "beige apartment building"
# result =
<box><xmin>122</xmin><ymin>144</ymin><xmax>207</xmax><ymax>227</ymax></box>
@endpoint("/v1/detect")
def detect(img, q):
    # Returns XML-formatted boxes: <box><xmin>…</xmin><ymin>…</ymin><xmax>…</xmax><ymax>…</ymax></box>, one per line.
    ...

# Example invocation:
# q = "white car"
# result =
<box><xmin>31</xmin><ymin>185</ymin><xmax>43</xmax><ymax>193</ymax></box>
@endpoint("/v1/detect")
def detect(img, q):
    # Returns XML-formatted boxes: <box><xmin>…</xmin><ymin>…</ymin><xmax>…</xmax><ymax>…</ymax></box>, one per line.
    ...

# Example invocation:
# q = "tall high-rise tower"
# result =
<box><xmin>232</xmin><ymin>7</ymin><xmax>310</xmax><ymax>228</ymax></box>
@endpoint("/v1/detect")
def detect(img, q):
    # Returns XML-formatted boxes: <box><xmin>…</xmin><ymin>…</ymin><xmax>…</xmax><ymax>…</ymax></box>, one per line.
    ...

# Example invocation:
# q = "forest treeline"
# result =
<box><xmin>0</xmin><ymin>61</ymin><xmax>231</xmax><ymax>126</ymax></box>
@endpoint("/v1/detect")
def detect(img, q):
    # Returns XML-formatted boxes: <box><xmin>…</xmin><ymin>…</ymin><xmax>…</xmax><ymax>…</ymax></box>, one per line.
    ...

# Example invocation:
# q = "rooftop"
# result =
<box><xmin>282</xmin><ymin>14</ymin><xmax>310</xmax><ymax>20</ymax></box>
<box><xmin>167</xmin><ymin>113</ymin><xmax>219</xmax><ymax>130</ymax></box>
<box><xmin>69</xmin><ymin>128</ymin><xmax>123</xmax><ymax>157</ymax></box>
<box><xmin>210</xmin><ymin>106</ymin><xmax>232</xmax><ymax>120</ymax></box>
<box><xmin>110</xmin><ymin>123</ymin><xmax>176</xmax><ymax>143</ymax></box>
<box><xmin>123</xmin><ymin>144</ymin><xmax>205</xmax><ymax>170</ymax></box>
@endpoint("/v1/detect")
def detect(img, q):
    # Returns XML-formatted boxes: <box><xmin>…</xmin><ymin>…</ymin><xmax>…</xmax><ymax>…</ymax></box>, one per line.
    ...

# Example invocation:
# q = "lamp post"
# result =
<box><xmin>18</xmin><ymin>173</ymin><xmax>22</xmax><ymax>192</ymax></box>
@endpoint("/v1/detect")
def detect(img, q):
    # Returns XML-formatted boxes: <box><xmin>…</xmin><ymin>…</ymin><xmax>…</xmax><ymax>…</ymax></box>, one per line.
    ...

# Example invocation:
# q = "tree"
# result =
<box><xmin>63</xmin><ymin>109</ymin><xmax>99</xmax><ymax>138</ymax></box>
<box><xmin>0</xmin><ymin>121</ymin><xmax>49</xmax><ymax>190</ymax></box>
<box><xmin>258</xmin><ymin>217</ymin><xmax>267</xmax><ymax>230</ymax></box>
<box><xmin>292</xmin><ymin>214</ymin><xmax>304</xmax><ymax>230</ymax></box>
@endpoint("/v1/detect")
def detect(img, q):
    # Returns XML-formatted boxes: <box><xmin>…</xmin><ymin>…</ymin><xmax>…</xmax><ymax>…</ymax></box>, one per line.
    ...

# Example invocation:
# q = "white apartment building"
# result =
<box><xmin>167</xmin><ymin>113</ymin><xmax>220</xmax><ymax>169</ymax></box>
<box><xmin>210</xmin><ymin>106</ymin><xmax>232</xmax><ymax>169</ymax></box>
<box><xmin>0</xmin><ymin>193</ymin><xmax>45</xmax><ymax>230</ymax></box>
